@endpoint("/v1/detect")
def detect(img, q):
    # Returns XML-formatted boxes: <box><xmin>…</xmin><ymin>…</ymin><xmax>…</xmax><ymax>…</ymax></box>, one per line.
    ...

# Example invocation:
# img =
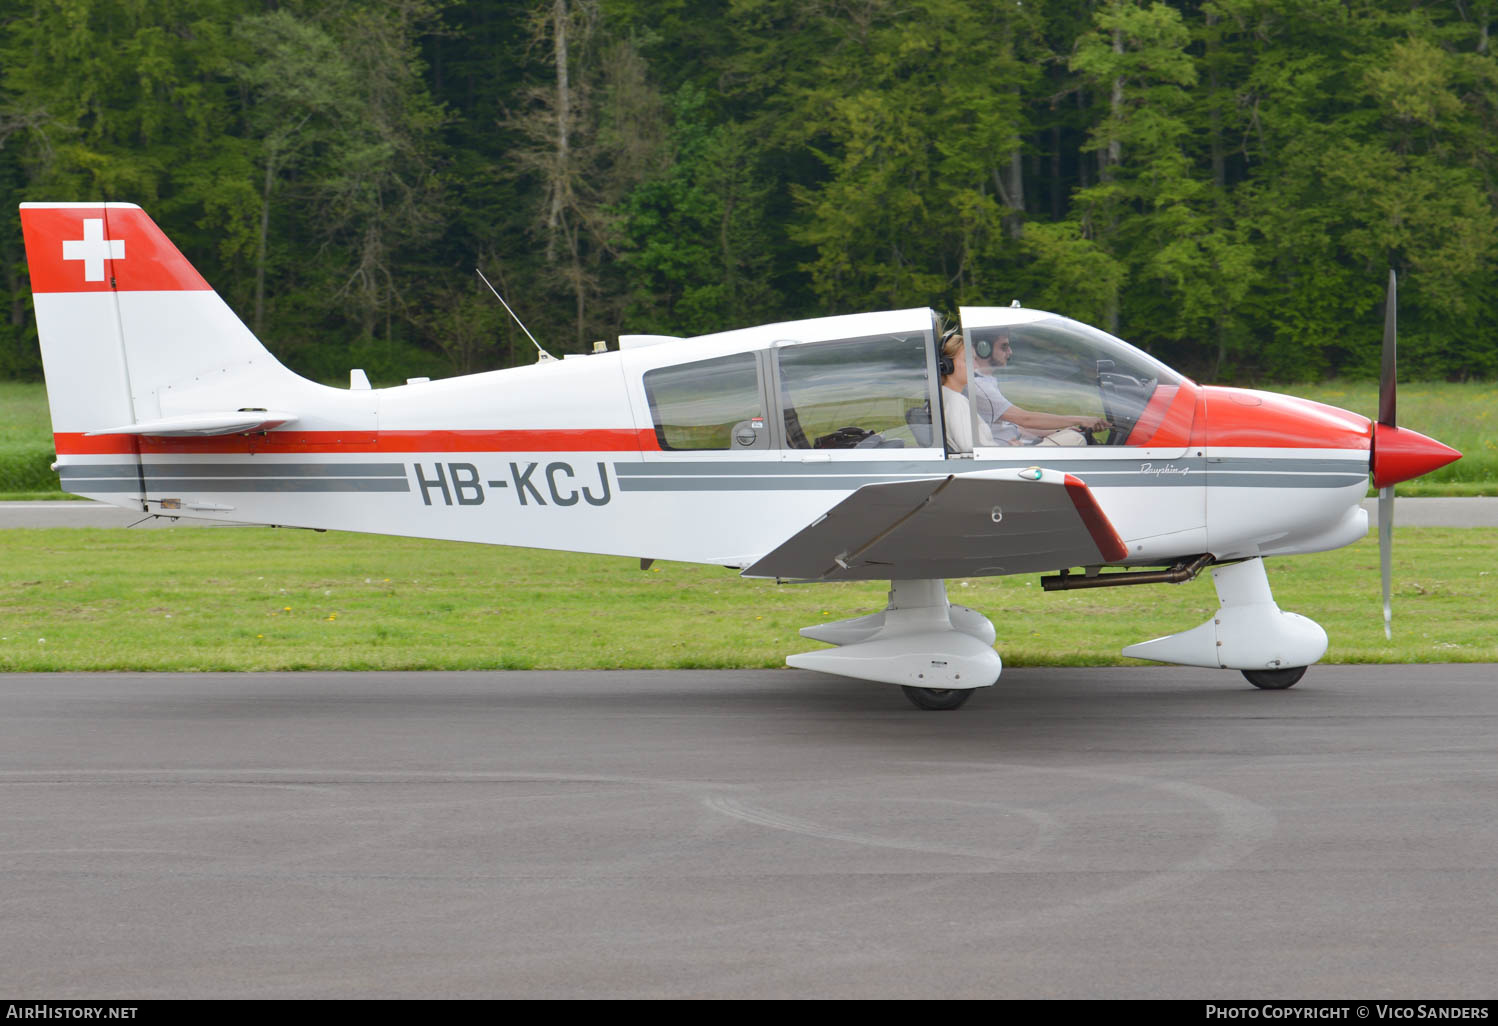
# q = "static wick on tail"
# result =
<box><xmin>476</xmin><ymin>267</ymin><xmax>554</xmax><ymax>364</ymax></box>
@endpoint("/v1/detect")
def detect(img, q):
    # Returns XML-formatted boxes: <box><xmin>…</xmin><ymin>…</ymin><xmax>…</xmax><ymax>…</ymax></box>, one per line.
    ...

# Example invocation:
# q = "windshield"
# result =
<box><xmin>960</xmin><ymin>312</ymin><xmax>1185</xmax><ymax>448</ymax></box>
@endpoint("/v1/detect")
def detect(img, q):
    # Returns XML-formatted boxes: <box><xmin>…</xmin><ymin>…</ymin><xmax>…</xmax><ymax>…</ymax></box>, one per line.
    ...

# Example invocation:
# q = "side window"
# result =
<box><xmin>644</xmin><ymin>352</ymin><xmax>768</xmax><ymax>451</ymax></box>
<box><xmin>777</xmin><ymin>333</ymin><xmax>934</xmax><ymax>450</ymax></box>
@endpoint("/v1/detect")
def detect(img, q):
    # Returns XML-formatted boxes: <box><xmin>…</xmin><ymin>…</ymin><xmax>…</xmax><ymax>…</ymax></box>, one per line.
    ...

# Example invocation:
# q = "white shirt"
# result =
<box><xmin>941</xmin><ymin>387</ymin><xmax>995</xmax><ymax>452</ymax></box>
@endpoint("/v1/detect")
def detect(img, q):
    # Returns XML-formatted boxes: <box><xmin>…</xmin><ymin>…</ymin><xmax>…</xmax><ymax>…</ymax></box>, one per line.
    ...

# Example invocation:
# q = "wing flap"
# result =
<box><xmin>743</xmin><ymin>467</ymin><xmax>1128</xmax><ymax>581</ymax></box>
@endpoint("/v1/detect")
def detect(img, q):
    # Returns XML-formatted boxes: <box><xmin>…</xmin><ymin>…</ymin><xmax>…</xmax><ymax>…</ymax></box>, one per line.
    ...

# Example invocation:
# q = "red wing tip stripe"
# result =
<box><xmin>1063</xmin><ymin>475</ymin><xmax>1130</xmax><ymax>562</ymax></box>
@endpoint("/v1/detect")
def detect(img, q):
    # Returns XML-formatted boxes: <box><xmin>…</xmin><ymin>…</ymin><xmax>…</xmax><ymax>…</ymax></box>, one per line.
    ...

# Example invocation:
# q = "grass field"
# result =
<box><xmin>0</xmin><ymin>382</ymin><xmax>67</xmax><ymax>498</ymax></box>
<box><xmin>2</xmin><ymin>378</ymin><xmax>1492</xmax><ymax>498</ymax></box>
<box><xmin>1</xmin><ymin>526</ymin><xmax>1493</xmax><ymax>672</ymax></box>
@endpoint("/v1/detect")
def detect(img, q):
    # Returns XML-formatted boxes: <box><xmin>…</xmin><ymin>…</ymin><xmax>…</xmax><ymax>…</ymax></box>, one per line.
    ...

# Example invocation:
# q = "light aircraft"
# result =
<box><xmin>19</xmin><ymin>202</ymin><xmax>1462</xmax><ymax>709</ymax></box>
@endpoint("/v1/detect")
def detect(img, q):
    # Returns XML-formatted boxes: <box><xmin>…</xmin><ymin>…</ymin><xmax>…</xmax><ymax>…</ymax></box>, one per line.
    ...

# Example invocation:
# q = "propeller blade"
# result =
<box><xmin>1377</xmin><ymin>271</ymin><xmax>1397</xmax><ymax>638</ymax></box>
<box><xmin>1379</xmin><ymin>269</ymin><xmax>1397</xmax><ymax>427</ymax></box>
<box><xmin>1379</xmin><ymin>484</ymin><xmax>1394</xmax><ymax>639</ymax></box>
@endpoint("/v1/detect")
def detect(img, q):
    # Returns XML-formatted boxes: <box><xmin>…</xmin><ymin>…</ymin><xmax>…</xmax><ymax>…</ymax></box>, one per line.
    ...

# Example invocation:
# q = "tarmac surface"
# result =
<box><xmin>2</xmin><ymin>665</ymin><xmax>1495</xmax><ymax>999</ymax></box>
<box><xmin>4</xmin><ymin>495</ymin><xmax>1498</xmax><ymax>528</ymax></box>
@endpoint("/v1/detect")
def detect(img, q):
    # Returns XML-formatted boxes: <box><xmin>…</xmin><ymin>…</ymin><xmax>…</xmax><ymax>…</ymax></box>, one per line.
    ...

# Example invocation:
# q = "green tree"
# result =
<box><xmin>231</xmin><ymin>9</ymin><xmax>357</xmax><ymax>336</ymax></box>
<box><xmin>0</xmin><ymin>0</ymin><xmax>253</xmax><ymax>373</ymax></box>
<box><xmin>1220</xmin><ymin>0</ymin><xmax>1498</xmax><ymax>378</ymax></box>
<box><xmin>1066</xmin><ymin>0</ymin><xmax>1258</xmax><ymax>367</ymax></box>
<box><xmin>729</xmin><ymin>0</ymin><xmax>1041</xmax><ymax>313</ymax></box>
<box><xmin>616</xmin><ymin>85</ymin><xmax>778</xmax><ymax>334</ymax></box>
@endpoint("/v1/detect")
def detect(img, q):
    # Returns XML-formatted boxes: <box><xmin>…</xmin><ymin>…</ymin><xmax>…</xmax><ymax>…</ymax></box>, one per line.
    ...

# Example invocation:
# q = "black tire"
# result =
<box><xmin>901</xmin><ymin>686</ymin><xmax>975</xmax><ymax>711</ymax></box>
<box><xmin>1242</xmin><ymin>666</ymin><xmax>1307</xmax><ymax>690</ymax></box>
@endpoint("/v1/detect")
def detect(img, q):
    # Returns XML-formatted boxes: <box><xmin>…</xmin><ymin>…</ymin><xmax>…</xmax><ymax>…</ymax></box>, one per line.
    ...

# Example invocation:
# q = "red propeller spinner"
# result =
<box><xmin>1370</xmin><ymin>423</ymin><xmax>1461</xmax><ymax>489</ymax></box>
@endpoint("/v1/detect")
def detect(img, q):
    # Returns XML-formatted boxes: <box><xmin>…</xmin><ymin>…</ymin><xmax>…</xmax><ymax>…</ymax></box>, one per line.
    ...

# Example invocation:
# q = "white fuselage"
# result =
<box><xmin>52</xmin><ymin>320</ymin><xmax>1371</xmax><ymax>574</ymax></box>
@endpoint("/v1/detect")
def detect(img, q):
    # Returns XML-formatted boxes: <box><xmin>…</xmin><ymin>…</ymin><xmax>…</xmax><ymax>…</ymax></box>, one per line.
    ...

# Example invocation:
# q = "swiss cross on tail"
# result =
<box><xmin>62</xmin><ymin>219</ymin><xmax>124</xmax><ymax>282</ymax></box>
<box><xmin>19</xmin><ymin>203</ymin><xmax>210</xmax><ymax>293</ymax></box>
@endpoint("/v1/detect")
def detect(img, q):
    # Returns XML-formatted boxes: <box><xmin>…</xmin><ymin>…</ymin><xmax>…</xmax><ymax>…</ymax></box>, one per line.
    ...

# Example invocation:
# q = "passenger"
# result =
<box><xmin>939</xmin><ymin>332</ymin><xmax>995</xmax><ymax>453</ymax></box>
<box><xmin>970</xmin><ymin>330</ymin><xmax>1108</xmax><ymax>445</ymax></box>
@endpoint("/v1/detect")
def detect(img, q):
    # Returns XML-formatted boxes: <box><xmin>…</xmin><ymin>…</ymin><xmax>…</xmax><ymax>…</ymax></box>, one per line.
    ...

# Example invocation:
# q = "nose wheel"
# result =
<box><xmin>1241</xmin><ymin>666</ymin><xmax>1307</xmax><ymax>690</ymax></box>
<box><xmin>901</xmin><ymin>686</ymin><xmax>975</xmax><ymax>711</ymax></box>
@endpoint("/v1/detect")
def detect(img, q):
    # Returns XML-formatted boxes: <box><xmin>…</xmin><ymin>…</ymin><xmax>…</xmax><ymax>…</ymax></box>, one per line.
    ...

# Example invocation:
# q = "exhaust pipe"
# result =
<box><xmin>1041</xmin><ymin>553</ymin><xmax>1216</xmax><ymax>592</ymax></box>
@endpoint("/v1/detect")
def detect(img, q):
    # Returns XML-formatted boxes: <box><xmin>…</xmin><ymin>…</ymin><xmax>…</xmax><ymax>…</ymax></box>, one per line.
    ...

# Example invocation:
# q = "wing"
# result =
<box><xmin>742</xmin><ymin>467</ymin><xmax>1128</xmax><ymax>581</ymax></box>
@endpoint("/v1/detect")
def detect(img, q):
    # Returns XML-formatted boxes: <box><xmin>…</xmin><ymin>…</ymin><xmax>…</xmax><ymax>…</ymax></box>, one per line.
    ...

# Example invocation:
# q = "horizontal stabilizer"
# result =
<box><xmin>744</xmin><ymin>467</ymin><xmax>1128</xmax><ymax>581</ymax></box>
<box><xmin>85</xmin><ymin>411</ymin><xmax>298</xmax><ymax>437</ymax></box>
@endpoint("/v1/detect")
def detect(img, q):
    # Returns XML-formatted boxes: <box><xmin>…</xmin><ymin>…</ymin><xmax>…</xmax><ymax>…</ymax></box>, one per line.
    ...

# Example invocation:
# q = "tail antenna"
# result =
<box><xmin>475</xmin><ymin>268</ymin><xmax>554</xmax><ymax>363</ymax></box>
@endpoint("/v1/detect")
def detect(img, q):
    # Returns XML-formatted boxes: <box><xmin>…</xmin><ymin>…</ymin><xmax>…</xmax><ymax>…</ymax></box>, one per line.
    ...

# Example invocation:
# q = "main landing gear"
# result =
<box><xmin>787</xmin><ymin>579</ymin><xmax>1000</xmax><ymax>709</ymax></box>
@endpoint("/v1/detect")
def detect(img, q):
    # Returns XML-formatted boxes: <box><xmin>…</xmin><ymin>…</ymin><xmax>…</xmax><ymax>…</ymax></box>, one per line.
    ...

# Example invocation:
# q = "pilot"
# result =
<box><xmin>939</xmin><ymin>332</ymin><xmax>995</xmax><ymax>452</ymax></box>
<box><xmin>970</xmin><ymin>330</ymin><xmax>1108</xmax><ymax>445</ymax></box>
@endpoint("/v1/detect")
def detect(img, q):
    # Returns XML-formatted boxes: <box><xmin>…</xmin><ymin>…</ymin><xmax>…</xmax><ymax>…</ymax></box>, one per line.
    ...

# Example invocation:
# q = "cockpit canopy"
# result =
<box><xmin>957</xmin><ymin>307</ymin><xmax>1186</xmax><ymax>451</ymax></box>
<box><xmin>636</xmin><ymin>306</ymin><xmax>1189</xmax><ymax>454</ymax></box>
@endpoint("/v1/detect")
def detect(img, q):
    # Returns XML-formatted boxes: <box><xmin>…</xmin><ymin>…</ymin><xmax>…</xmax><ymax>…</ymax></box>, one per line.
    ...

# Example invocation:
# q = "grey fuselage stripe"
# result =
<box><xmin>614</xmin><ymin>455</ymin><xmax>1368</xmax><ymax>477</ymax></box>
<box><xmin>56</xmin><ymin>454</ymin><xmax>1370</xmax><ymax>495</ymax></box>
<box><xmin>616</xmin><ymin>473</ymin><xmax>1367</xmax><ymax>492</ymax></box>
<box><xmin>63</xmin><ymin>473</ymin><xmax>1359</xmax><ymax>494</ymax></box>
<box><xmin>615</xmin><ymin>455</ymin><xmax>1367</xmax><ymax>491</ymax></box>
<box><xmin>60</xmin><ymin>462</ymin><xmax>412</xmax><ymax>493</ymax></box>
<box><xmin>62</xmin><ymin>478</ymin><xmax>412</xmax><ymax>493</ymax></box>
<box><xmin>59</xmin><ymin>462</ymin><xmax>406</xmax><ymax>479</ymax></box>
<box><xmin>614</xmin><ymin>460</ymin><xmax>959</xmax><ymax>477</ymax></box>
<box><xmin>1203</xmin><ymin>458</ymin><xmax>1370</xmax><ymax>474</ymax></box>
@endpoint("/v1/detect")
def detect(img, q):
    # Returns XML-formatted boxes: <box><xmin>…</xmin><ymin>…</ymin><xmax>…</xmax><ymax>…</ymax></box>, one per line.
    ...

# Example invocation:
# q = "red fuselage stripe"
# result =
<box><xmin>54</xmin><ymin>429</ymin><xmax>658</xmax><ymax>456</ymax></box>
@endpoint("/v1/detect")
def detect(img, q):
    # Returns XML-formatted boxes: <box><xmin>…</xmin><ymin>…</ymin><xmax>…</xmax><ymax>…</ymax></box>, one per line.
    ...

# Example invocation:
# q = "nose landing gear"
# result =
<box><xmin>1122</xmin><ymin>557</ymin><xmax>1327</xmax><ymax>684</ymax></box>
<box><xmin>1241</xmin><ymin>666</ymin><xmax>1307</xmax><ymax>690</ymax></box>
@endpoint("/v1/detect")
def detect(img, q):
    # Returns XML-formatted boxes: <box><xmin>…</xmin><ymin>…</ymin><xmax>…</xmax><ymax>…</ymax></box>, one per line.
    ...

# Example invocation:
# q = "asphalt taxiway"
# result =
<box><xmin>2</xmin><ymin>665</ymin><xmax>1494</xmax><ymax>998</ymax></box>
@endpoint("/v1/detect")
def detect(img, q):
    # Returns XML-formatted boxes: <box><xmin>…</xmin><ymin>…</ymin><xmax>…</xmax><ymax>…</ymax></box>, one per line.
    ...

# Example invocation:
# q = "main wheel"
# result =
<box><xmin>1242</xmin><ymin>666</ymin><xmax>1307</xmax><ymax>690</ymax></box>
<box><xmin>901</xmin><ymin>686</ymin><xmax>974</xmax><ymax>711</ymax></box>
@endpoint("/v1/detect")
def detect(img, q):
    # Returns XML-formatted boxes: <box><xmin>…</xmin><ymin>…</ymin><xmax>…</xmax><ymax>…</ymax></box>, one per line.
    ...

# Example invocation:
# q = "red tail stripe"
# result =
<box><xmin>54</xmin><ymin>429</ymin><xmax>657</xmax><ymax>456</ymax></box>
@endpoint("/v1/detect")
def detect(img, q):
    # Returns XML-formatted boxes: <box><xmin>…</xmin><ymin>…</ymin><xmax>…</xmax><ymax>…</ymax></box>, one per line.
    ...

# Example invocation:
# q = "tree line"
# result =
<box><xmin>3</xmin><ymin>0</ymin><xmax>1496</xmax><ymax>386</ymax></box>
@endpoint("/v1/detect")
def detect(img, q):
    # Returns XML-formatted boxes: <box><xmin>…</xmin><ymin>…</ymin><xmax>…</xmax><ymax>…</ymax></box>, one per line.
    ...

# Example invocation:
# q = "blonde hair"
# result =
<box><xmin>940</xmin><ymin>332</ymin><xmax>964</xmax><ymax>376</ymax></box>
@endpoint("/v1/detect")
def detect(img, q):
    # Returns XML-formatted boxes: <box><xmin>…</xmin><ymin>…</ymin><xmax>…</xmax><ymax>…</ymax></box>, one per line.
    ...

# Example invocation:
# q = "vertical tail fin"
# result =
<box><xmin>19</xmin><ymin>202</ymin><xmax>318</xmax><ymax>504</ymax></box>
<box><xmin>20</xmin><ymin>202</ymin><xmax>292</xmax><ymax>434</ymax></box>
